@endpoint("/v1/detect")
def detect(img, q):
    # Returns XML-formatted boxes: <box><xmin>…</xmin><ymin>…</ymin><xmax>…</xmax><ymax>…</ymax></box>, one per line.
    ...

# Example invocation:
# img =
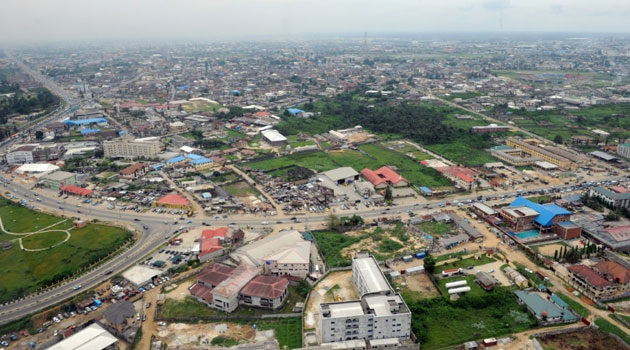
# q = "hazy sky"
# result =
<box><xmin>2</xmin><ymin>0</ymin><xmax>630</xmax><ymax>44</ymax></box>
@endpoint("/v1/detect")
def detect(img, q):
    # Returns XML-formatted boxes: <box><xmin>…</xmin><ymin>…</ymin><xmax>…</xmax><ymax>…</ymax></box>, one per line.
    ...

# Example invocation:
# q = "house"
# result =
<box><xmin>567</xmin><ymin>264</ymin><xmax>617</xmax><ymax>299</ymax></box>
<box><xmin>475</xmin><ymin>271</ymin><xmax>499</xmax><ymax>291</ymax></box>
<box><xmin>360</xmin><ymin>166</ymin><xmax>409</xmax><ymax>189</ymax></box>
<box><xmin>238</xmin><ymin>275</ymin><xmax>289</xmax><ymax>310</ymax></box>
<box><xmin>594</xmin><ymin>259</ymin><xmax>630</xmax><ymax>292</ymax></box>
<box><xmin>514</xmin><ymin>290</ymin><xmax>578</xmax><ymax>325</ymax></box>
<box><xmin>119</xmin><ymin>163</ymin><xmax>147</xmax><ymax>180</ymax></box>
<box><xmin>198</xmin><ymin>227</ymin><xmax>244</xmax><ymax>262</ymax></box>
<box><xmin>103</xmin><ymin>300</ymin><xmax>136</xmax><ymax>334</ymax></box>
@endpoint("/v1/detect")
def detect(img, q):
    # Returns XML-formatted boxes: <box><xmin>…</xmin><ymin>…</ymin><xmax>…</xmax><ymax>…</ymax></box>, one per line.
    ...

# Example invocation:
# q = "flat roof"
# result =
<box><xmin>261</xmin><ymin>129</ymin><xmax>287</xmax><ymax>142</ymax></box>
<box><xmin>47</xmin><ymin>323</ymin><xmax>117</xmax><ymax>350</ymax></box>
<box><xmin>590</xmin><ymin>151</ymin><xmax>617</xmax><ymax>161</ymax></box>
<box><xmin>363</xmin><ymin>294</ymin><xmax>407</xmax><ymax>316</ymax></box>
<box><xmin>326</xmin><ymin>301</ymin><xmax>364</xmax><ymax>318</ymax></box>
<box><xmin>321</xmin><ymin>167</ymin><xmax>358</xmax><ymax>181</ymax></box>
<box><xmin>42</xmin><ymin>171</ymin><xmax>76</xmax><ymax>181</ymax></box>
<box><xmin>121</xmin><ymin>265</ymin><xmax>162</xmax><ymax>286</ymax></box>
<box><xmin>353</xmin><ymin>255</ymin><xmax>391</xmax><ymax>295</ymax></box>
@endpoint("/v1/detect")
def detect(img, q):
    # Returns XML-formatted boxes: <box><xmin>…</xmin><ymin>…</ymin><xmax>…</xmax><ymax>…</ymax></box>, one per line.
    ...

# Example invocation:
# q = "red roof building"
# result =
<box><xmin>239</xmin><ymin>275</ymin><xmax>289</xmax><ymax>301</ymax></box>
<box><xmin>254</xmin><ymin>111</ymin><xmax>272</xmax><ymax>118</ymax></box>
<box><xmin>60</xmin><ymin>185</ymin><xmax>93</xmax><ymax>197</ymax></box>
<box><xmin>155</xmin><ymin>192</ymin><xmax>190</xmax><ymax>210</ymax></box>
<box><xmin>360</xmin><ymin>166</ymin><xmax>409</xmax><ymax>189</ymax></box>
<box><xmin>595</xmin><ymin>260</ymin><xmax>630</xmax><ymax>285</ymax></box>
<box><xmin>119</xmin><ymin>163</ymin><xmax>147</xmax><ymax>179</ymax></box>
<box><xmin>197</xmin><ymin>264</ymin><xmax>234</xmax><ymax>287</ymax></box>
<box><xmin>567</xmin><ymin>264</ymin><xmax>617</xmax><ymax>299</ymax></box>
<box><xmin>200</xmin><ymin>228</ymin><xmax>228</xmax><ymax>261</ymax></box>
<box><xmin>190</xmin><ymin>283</ymin><xmax>214</xmax><ymax>306</ymax></box>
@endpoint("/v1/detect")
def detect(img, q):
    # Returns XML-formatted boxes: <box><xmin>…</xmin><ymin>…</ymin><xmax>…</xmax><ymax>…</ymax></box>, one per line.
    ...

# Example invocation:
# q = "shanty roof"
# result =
<box><xmin>239</xmin><ymin>275</ymin><xmax>288</xmax><ymax>299</ymax></box>
<box><xmin>103</xmin><ymin>300</ymin><xmax>135</xmax><ymax>326</ymax></box>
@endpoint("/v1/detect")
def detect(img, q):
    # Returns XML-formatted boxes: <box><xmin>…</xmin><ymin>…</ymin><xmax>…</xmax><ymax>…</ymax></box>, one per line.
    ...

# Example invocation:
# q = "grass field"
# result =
<box><xmin>245</xmin><ymin>144</ymin><xmax>452</xmax><ymax>188</ymax></box>
<box><xmin>256</xmin><ymin>318</ymin><xmax>302</xmax><ymax>349</ymax></box>
<box><xmin>416</xmin><ymin>221</ymin><xmax>454</xmax><ymax>236</ymax></box>
<box><xmin>222</xmin><ymin>181</ymin><xmax>261</xmax><ymax>197</ymax></box>
<box><xmin>313</xmin><ymin>230</ymin><xmax>366</xmax><ymax>267</ymax></box>
<box><xmin>407</xmin><ymin>288</ymin><xmax>536</xmax><ymax>350</ymax></box>
<box><xmin>594</xmin><ymin>318</ymin><xmax>630</xmax><ymax>345</ymax></box>
<box><xmin>437</xmin><ymin>275</ymin><xmax>486</xmax><ymax>297</ymax></box>
<box><xmin>426</xmin><ymin>141</ymin><xmax>498</xmax><ymax>166</ymax></box>
<box><xmin>0</xmin><ymin>198</ymin><xmax>132</xmax><ymax>303</ymax></box>
<box><xmin>554</xmin><ymin>292</ymin><xmax>590</xmax><ymax>318</ymax></box>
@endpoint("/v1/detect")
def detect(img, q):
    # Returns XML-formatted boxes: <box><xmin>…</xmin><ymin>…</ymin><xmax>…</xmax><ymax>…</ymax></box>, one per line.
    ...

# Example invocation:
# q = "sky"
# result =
<box><xmin>1</xmin><ymin>0</ymin><xmax>630</xmax><ymax>44</ymax></box>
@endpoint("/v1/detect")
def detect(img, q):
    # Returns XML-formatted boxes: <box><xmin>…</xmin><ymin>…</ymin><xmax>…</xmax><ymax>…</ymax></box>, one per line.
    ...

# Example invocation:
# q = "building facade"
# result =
<box><xmin>41</xmin><ymin>171</ymin><xmax>77</xmax><ymax>190</ymax></box>
<box><xmin>103</xmin><ymin>138</ymin><xmax>160</xmax><ymax>159</ymax></box>
<box><xmin>617</xmin><ymin>143</ymin><xmax>630</xmax><ymax>159</ymax></box>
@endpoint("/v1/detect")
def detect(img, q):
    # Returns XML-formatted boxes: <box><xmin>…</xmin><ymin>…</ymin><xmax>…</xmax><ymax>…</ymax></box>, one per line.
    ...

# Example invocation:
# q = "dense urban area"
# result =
<box><xmin>3</xmin><ymin>34</ymin><xmax>630</xmax><ymax>350</ymax></box>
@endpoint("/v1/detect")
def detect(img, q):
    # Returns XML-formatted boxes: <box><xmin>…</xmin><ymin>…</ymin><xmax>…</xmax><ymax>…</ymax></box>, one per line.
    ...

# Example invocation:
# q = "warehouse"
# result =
<box><xmin>320</xmin><ymin>167</ymin><xmax>359</xmax><ymax>185</ymax></box>
<box><xmin>261</xmin><ymin>129</ymin><xmax>288</xmax><ymax>146</ymax></box>
<box><xmin>122</xmin><ymin>265</ymin><xmax>163</xmax><ymax>287</ymax></box>
<box><xmin>41</xmin><ymin>171</ymin><xmax>77</xmax><ymax>190</ymax></box>
<box><xmin>47</xmin><ymin>323</ymin><xmax>118</xmax><ymax>350</ymax></box>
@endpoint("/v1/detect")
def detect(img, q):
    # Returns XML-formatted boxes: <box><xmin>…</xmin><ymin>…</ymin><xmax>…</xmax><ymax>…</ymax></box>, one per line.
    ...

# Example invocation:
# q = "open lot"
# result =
<box><xmin>396</xmin><ymin>273</ymin><xmax>440</xmax><ymax>300</ymax></box>
<box><xmin>245</xmin><ymin>144</ymin><xmax>452</xmax><ymax>187</ymax></box>
<box><xmin>0</xmin><ymin>197</ymin><xmax>132</xmax><ymax>303</ymax></box>
<box><xmin>537</xmin><ymin>326</ymin><xmax>629</xmax><ymax>350</ymax></box>
<box><xmin>435</xmin><ymin>255</ymin><xmax>496</xmax><ymax>274</ymax></box>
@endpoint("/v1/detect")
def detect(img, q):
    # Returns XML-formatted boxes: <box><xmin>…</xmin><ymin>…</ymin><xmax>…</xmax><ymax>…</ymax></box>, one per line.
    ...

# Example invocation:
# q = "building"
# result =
<box><xmin>154</xmin><ymin>192</ymin><xmax>191</xmax><ymax>210</ymax></box>
<box><xmin>589</xmin><ymin>186</ymin><xmax>630</xmax><ymax>209</ymax></box>
<box><xmin>555</xmin><ymin>222</ymin><xmax>582</xmax><ymax>240</ymax></box>
<box><xmin>471</xmin><ymin>124</ymin><xmax>511</xmax><ymax>133</ymax></box>
<box><xmin>190</xmin><ymin>263</ymin><xmax>289</xmax><ymax>312</ymax></box>
<box><xmin>513</xmin><ymin>290</ymin><xmax>577</xmax><ymax>325</ymax></box>
<box><xmin>15</xmin><ymin>163</ymin><xmax>60</xmax><ymax>178</ymax></box>
<box><xmin>232</xmin><ymin>229</ymin><xmax>311</xmax><ymax>279</ymax></box>
<box><xmin>506</xmin><ymin>138</ymin><xmax>576</xmax><ymax>169</ymax></box>
<box><xmin>360</xmin><ymin>166</ymin><xmax>409</xmax><ymax>189</ymax></box>
<box><xmin>64</xmin><ymin>117</ymin><xmax>108</xmax><ymax>128</ymax></box>
<box><xmin>60</xmin><ymin>185</ymin><xmax>93</xmax><ymax>197</ymax></box>
<box><xmin>103</xmin><ymin>300</ymin><xmax>136</xmax><ymax>333</ymax></box>
<box><xmin>40</xmin><ymin>171</ymin><xmax>77</xmax><ymax>190</ymax></box>
<box><xmin>6</xmin><ymin>145</ymin><xmax>36</xmax><ymax>164</ymax></box>
<box><xmin>475</xmin><ymin>271</ymin><xmax>499</xmax><ymax>291</ymax></box>
<box><xmin>320</xmin><ymin>167</ymin><xmax>360</xmax><ymax>185</ymax></box>
<box><xmin>594</xmin><ymin>259</ymin><xmax>630</xmax><ymax>292</ymax></box>
<box><xmin>352</xmin><ymin>254</ymin><xmax>392</xmax><ymax>296</ymax></box>
<box><xmin>567</xmin><ymin>264</ymin><xmax>617</xmax><ymax>299</ymax></box>
<box><xmin>577</xmin><ymin>221</ymin><xmax>630</xmax><ymax>252</ymax></box>
<box><xmin>261</xmin><ymin>129</ymin><xmax>288</xmax><ymax>146</ymax></box>
<box><xmin>119</xmin><ymin>163</ymin><xmax>147</xmax><ymax>180</ymax></box>
<box><xmin>618</xmin><ymin>143</ymin><xmax>630</xmax><ymax>159</ymax></box>
<box><xmin>490</xmin><ymin>148</ymin><xmax>542</xmax><ymax>166</ymax></box>
<box><xmin>47</xmin><ymin>323</ymin><xmax>118</xmax><ymax>350</ymax></box>
<box><xmin>103</xmin><ymin>138</ymin><xmax>160</xmax><ymax>159</ymax></box>
<box><xmin>198</xmin><ymin>227</ymin><xmax>244</xmax><ymax>262</ymax></box>
<box><xmin>590</xmin><ymin>151</ymin><xmax>618</xmax><ymax>162</ymax></box>
<box><xmin>121</xmin><ymin>265</ymin><xmax>162</xmax><ymax>287</ymax></box>
<box><xmin>501</xmin><ymin>197</ymin><xmax>573</xmax><ymax>233</ymax></box>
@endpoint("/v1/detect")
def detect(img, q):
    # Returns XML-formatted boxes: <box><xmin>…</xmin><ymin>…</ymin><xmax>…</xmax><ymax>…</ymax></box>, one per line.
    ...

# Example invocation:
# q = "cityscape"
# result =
<box><xmin>2</xmin><ymin>1</ymin><xmax>630</xmax><ymax>350</ymax></box>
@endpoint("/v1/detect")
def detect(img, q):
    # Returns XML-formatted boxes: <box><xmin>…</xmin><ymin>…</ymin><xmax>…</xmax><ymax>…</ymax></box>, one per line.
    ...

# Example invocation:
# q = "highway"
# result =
<box><xmin>0</xmin><ymin>170</ymin><xmax>626</xmax><ymax>324</ymax></box>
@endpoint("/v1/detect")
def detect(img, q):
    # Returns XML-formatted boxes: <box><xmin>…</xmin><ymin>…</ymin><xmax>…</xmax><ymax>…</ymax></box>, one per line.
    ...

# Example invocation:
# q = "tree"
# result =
<box><xmin>384</xmin><ymin>186</ymin><xmax>393</xmax><ymax>201</ymax></box>
<box><xmin>35</xmin><ymin>130</ymin><xmax>43</xmax><ymax>140</ymax></box>
<box><xmin>423</xmin><ymin>254</ymin><xmax>436</xmax><ymax>274</ymax></box>
<box><xmin>553</xmin><ymin>135</ymin><xmax>563</xmax><ymax>144</ymax></box>
<box><xmin>326</xmin><ymin>213</ymin><xmax>339</xmax><ymax>230</ymax></box>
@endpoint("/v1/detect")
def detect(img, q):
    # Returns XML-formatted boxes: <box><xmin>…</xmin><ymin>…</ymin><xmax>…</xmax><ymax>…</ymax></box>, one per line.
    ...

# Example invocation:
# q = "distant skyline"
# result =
<box><xmin>2</xmin><ymin>0</ymin><xmax>630</xmax><ymax>45</ymax></box>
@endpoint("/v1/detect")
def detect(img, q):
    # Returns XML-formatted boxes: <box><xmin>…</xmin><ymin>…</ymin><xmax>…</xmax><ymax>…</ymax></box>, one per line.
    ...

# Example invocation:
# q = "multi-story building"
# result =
<box><xmin>567</xmin><ymin>264</ymin><xmax>617</xmax><ymax>299</ymax></box>
<box><xmin>589</xmin><ymin>186</ymin><xmax>630</xmax><ymax>209</ymax></box>
<box><xmin>103</xmin><ymin>138</ymin><xmax>160</xmax><ymax>159</ymax></box>
<box><xmin>500</xmin><ymin>197</ymin><xmax>574</xmax><ymax>234</ymax></box>
<box><xmin>618</xmin><ymin>143</ymin><xmax>630</xmax><ymax>159</ymax></box>
<box><xmin>506</xmin><ymin>138</ymin><xmax>576</xmax><ymax>169</ymax></box>
<box><xmin>471</xmin><ymin>124</ymin><xmax>512</xmax><ymax>133</ymax></box>
<box><xmin>6</xmin><ymin>145</ymin><xmax>36</xmax><ymax>164</ymax></box>
<box><xmin>320</xmin><ymin>253</ymin><xmax>412</xmax><ymax>345</ymax></box>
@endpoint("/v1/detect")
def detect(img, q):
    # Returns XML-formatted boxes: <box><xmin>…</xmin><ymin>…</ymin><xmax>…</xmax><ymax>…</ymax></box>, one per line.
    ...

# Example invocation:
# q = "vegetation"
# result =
<box><xmin>210</xmin><ymin>336</ymin><xmax>239</xmax><ymax>347</ymax></box>
<box><xmin>0</xmin><ymin>84</ymin><xmax>60</xmax><ymax>124</ymax></box>
<box><xmin>0</xmin><ymin>198</ymin><xmax>132</xmax><ymax>303</ymax></box>
<box><xmin>554</xmin><ymin>292</ymin><xmax>590</xmax><ymax>318</ymax></box>
<box><xmin>256</xmin><ymin>318</ymin><xmax>302</xmax><ymax>349</ymax></box>
<box><xmin>435</xmin><ymin>256</ymin><xmax>496</xmax><ymax>274</ymax></box>
<box><xmin>379</xmin><ymin>238</ymin><xmax>403</xmax><ymax>252</ymax></box>
<box><xmin>527</xmin><ymin>195</ymin><xmax>553</xmax><ymax>204</ymax></box>
<box><xmin>416</xmin><ymin>221</ymin><xmax>454</xmax><ymax>236</ymax></box>
<box><xmin>423</xmin><ymin>254</ymin><xmax>436</xmax><ymax>274</ymax></box>
<box><xmin>405</xmin><ymin>287</ymin><xmax>536</xmax><ymax>349</ymax></box>
<box><xmin>313</xmin><ymin>230</ymin><xmax>366</xmax><ymax>267</ymax></box>
<box><xmin>594</xmin><ymin>318</ymin><xmax>630</xmax><ymax>345</ymax></box>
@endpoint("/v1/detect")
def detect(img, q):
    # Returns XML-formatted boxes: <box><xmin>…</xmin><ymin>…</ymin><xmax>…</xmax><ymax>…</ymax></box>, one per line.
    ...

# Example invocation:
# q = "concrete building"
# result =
<box><xmin>589</xmin><ymin>186</ymin><xmax>630</xmax><ymax>209</ymax></box>
<box><xmin>15</xmin><ymin>163</ymin><xmax>60</xmax><ymax>178</ymax></box>
<box><xmin>352</xmin><ymin>254</ymin><xmax>392</xmax><ymax>297</ymax></box>
<box><xmin>238</xmin><ymin>275</ymin><xmax>289</xmax><ymax>310</ymax></box>
<box><xmin>506</xmin><ymin>138</ymin><xmax>576</xmax><ymax>169</ymax></box>
<box><xmin>232</xmin><ymin>229</ymin><xmax>311</xmax><ymax>279</ymax></box>
<box><xmin>320</xmin><ymin>167</ymin><xmax>360</xmax><ymax>185</ymax></box>
<box><xmin>471</xmin><ymin>124</ymin><xmax>511</xmax><ymax>133</ymax></box>
<box><xmin>490</xmin><ymin>148</ymin><xmax>541</xmax><ymax>166</ymax></box>
<box><xmin>618</xmin><ymin>143</ymin><xmax>630</xmax><ymax>159</ymax></box>
<box><xmin>500</xmin><ymin>197</ymin><xmax>573</xmax><ymax>233</ymax></box>
<box><xmin>47</xmin><ymin>323</ymin><xmax>118</xmax><ymax>350</ymax></box>
<box><xmin>567</xmin><ymin>264</ymin><xmax>617</xmax><ymax>299</ymax></box>
<box><xmin>578</xmin><ymin>221</ymin><xmax>630</xmax><ymax>252</ymax></box>
<box><xmin>6</xmin><ymin>145</ymin><xmax>36</xmax><ymax>164</ymax></box>
<box><xmin>514</xmin><ymin>290</ymin><xmax>577</xmax><ymax>325</ymax></box>
<box><xmin>103</xmin><ymin>137</ymin><xmax>160</xmax><ymax>159</ymax></box>
<box><xmin>119</xmin><ymin>163</ymin><xmax>147</xmax><ymax>180</ymax></box>
<box><xmin>41</xmin><ymin>171</ymin><xmax>77</xmax><ymax>190</ymax></box>
<box><xmin>361</xmin><ymin>166</ymin><xmax>409</xmax><ymax>189</ymax></box>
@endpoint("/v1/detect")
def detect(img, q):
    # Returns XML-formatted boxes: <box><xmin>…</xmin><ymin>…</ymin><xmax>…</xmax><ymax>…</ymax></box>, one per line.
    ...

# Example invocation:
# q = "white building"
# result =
<box><xmin>618</xmin><ymin>143</ymin><xmax>630</xmax><ymax>159</ymax></box>
<box><xmin>319</xmin><ymin>253</ymin><xmax>412</xmax><ymax>345</ymax></box>
<box><xmin>6</xmin><ymin>145</ymin><xmax>36</xmax><ymax>164</ymax></box>
<box><xmin>261</xmin><ymin>129</ymin><xmax>288</xmax><ymax>146</ymax></box>
<box><xmin>103</xmin><ymin>137</ymin><xmax>160</xmax><ymax>159</ymax></box>
<box><xmin>47</xmin><ymin>323</ymin><xmax>118</xmax><ymax>350</ymax></box>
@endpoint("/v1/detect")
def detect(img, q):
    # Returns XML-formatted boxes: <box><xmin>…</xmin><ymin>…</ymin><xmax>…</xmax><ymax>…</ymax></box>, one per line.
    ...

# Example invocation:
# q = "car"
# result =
<box><xmin>157</xmin><ymin>321</ymin><xmax>166</xmax><ymax>326</ymax></box>
<box><xmin>134</xmin><ymin>218</ymin><xmax>140</xmax><ymax>221</ymax></box>
<box><xmin>73</xmin><ymin>284</ymin><xmax>82</xmax><ymax>290</ymax></box>
<box><xmin>202</xmin><ymin>222</ymin><xmax>209</xmax><ymax>226</ymax></box>
<box><xmin>136</xmin><ymin>313</ymin><xmax>140</xmax><ymax>321</ymax></box>
<box><xmin>2</xmin><ymin>340</ymin><xmax>9</xmax><ymax>346</ymax></box>
<box><xmin>91</xmin><ymin>306</ymin><xmax>97</xmax><ymax>311</ymax></box>
<box><xmin>70</xmin><ymin>311</ymin><xmax>76</xmax><ymax>317</ymax></box>
<box><xmin>146</xmin><ymin>302</ymin><xmax>151</xmax><ymax>309</ymax></box>
<box><xmin>143</xmin><ymin>225</ymin><xmax>149</xmax><ymax>230</ymax></box>
<box><xmin>105</xmin><ymin>270</ymin><xmax>113</xmax><ymax>275</ymax></box>
<box><xmin>52</xmin><ymin>317</ymin><xmax>60</xmax><ymax>323</ymax></box>
<box><xmin>142</xmin><ymin>314</ymin><xmax>147</xmax><ymax>321</ymax></box>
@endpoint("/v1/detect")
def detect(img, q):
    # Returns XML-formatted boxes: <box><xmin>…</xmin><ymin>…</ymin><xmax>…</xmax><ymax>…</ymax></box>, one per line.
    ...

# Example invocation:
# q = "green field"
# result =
<box><xmin>437</xmin><ymin>275</ymin><xmax>486</xmax><ymax>298</ymax></box>
<box><xmin>554</xmin><ymin>292</ymin><xmax>590</xmax><ymax>318</ymax></box>
<box><xmin>0</xmin><ymin>198</ymin><xmax>132</xmax><ymax>303</ymax></box>
<box><xmin>435</xmin><ymin>256</ymin><xmax>496</xmax><ymax>273</ymax></box>
<box><xmin>313</xmin><ymin>230</ymin><xmax>366</xmax><ymax>267</ymax></box>
<box><xmin>595</xmin><ymin>318</ymin><xmax>630</xmax><ymax>345</ymax></box>
<box><xmin>416</xmin><ymin>221</ymin><xmax>454</xmax><ymax>236</ymax></box>
<box><xmin>426</xmin><ymin>141</ymin><xmax>498</xmax><ymax>166</ymax></box>
<box><xmin>222</xmin><ymin>181</ymin><xmax>261</xmax><ymax>197</ymax></box>
<box><xmin>245</xmin><ymin>144</ymin><xmax>452</xmax><ymax>188</ymax></box>
<box><xmin>407</xmin><ymin>288</ymin><xmax>536</xmax><ymax>350</ymax></box>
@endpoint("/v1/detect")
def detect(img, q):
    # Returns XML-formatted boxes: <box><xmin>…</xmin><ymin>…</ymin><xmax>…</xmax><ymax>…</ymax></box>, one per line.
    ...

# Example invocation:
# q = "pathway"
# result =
<box><xmin>0</xmin><ymin>217</ymin><xmax>73</xmax><ymax>251</ymax></box>
<box><xmin>229</xmin><ymin>165</ymin><xmax>281</xmax><ymax>213</ymax></box>
<box><xmin>159</xmin><ymin>171</ymin><xmax>206</xmax><ymax>216</ymax></box>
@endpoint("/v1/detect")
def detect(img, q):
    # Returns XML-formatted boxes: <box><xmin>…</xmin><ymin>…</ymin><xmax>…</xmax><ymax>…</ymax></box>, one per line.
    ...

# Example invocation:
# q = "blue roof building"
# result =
<box><xmin>508</xmin><ymin>196</ymin><xmax>571</xmax><ymax>227</ymax></box>
<box><xmin>177</xmin><ymin>85</ymin><xmax>189</xmax><ymax>91</ymax></box>
<box><xmin>185</xmin><ymin>154</ymin><xmax>204</xmax><ymax>161</ymax></box>
<box><xmin>64</xmin><ymin>118</ymin><xmax>108</xmax><ymax>126</ymax></box>
<box><xmin>229</xmin><ymin>90</ymin><xmax>241</xmax><ymax>96</ymax></box>
<box><xmin>167</xmin><ymin>155</ymin><xmax>186</xmax><ymax>164</ymax></box>
<box><xmin>191</xmin><ymin>157</ymin><xmax>213</xmax><ymax>166</ymax></box>
<box><xmin>201</xmin><ymin>192</ymin><xmax>212</xmax><ymax>199</ymax></box>
<box><xmin>287</xmin><ymin>108</ymin><xmax>305</xmax><ymax>115</ymax></box>
<box><xmin>80</xmin><ymin>128</ymin><xmax>100</xmax><ymax>135</ymax></box>
<box><xmin>514</xmin><ymin>290</ymin><xmax>577</xmax><ymax>324</ymax></box>
<box><xmin>418</xmin><ymin>186</ymin><xmax>432</xmax><ymax>196</ymax></box>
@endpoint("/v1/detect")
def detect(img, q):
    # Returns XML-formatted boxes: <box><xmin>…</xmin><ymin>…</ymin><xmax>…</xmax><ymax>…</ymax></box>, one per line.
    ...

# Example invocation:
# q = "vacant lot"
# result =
<box><xmin>416</xmin><ymin>220</ymin><xmax>454</xmax><ymax>236</ymax></box>
<box><xmin>245</xmin><ymin>145</ymin><xmax>452</xmax><ymax>187</ymax></box>
<box><xmin>0</xmin><ymin>198</ymin><xmax>132</xmax><ymax>303</ymax></box>
<box><xmin>435</xmin><ymin>256</ymin><xmax>496</xmax><ymax>274</ymax></box>
<box><xmin>397</xmin><ymin>273</ymin><xmax>440</xmax><ymax>300</ymax></box>
<box><xmin>537</xmin><ymin>326</ymin><xmax>628</xmax><ymax>350</ymax></box>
